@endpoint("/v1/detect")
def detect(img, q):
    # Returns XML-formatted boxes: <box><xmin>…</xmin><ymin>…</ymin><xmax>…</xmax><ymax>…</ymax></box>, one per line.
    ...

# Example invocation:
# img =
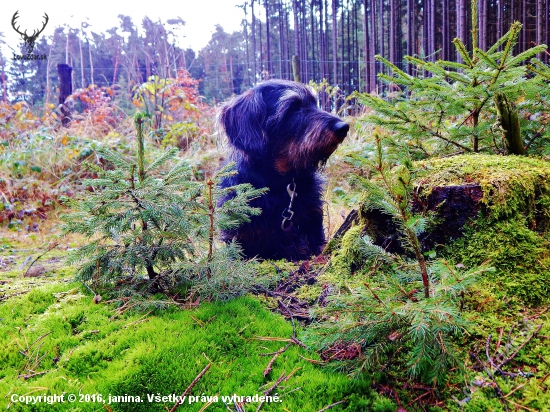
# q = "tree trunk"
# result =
<box><xmin>442</xmin><ymin>0</ymin><xmax>448</xmax><ymax>60</ymax></box>
<box><xmin>252</xmin><ymin>0</ymin><xmax>258</xmax><ymax>83</ymax></box>
<box><xmin>406</xmin><ymin>0</ymin><xmax>414</xmax><ymax>74</ymax></box>
<box><xmin>494</xmin><ymin>92</ymin><xmax>525</xmax><ymax>156</ymax></box>
<box><xmin>293</xmin><ymin>0</ymin><xmax>301</xmax><ymax>82</ymax></box>
<box><xmin>45</xmin><ymin>41</ymin><xmax>54</xmax><ymax>106</ymax></box>
<box><xmin>1</xmin><ymin>64</ymin><xmax>7</xmax><ymax>103</ymax></box>
<box><xmin>362</xmin><ymin>0</ymin><xmax>369</xmax><ymax>91</ymax></box>
<box><xmin>390</xmin><ymin>0</ymin><xmax>396</xmax><ymax>65</ymax></box>
<box><xmin>537</xmin><ymin>0</ymin><xmax>544</xmax><ymax>58</ymax></box>
<box><xmin>265</xmin><ymin>0</ymin><xmax>272</xmax><ymax>76</ymax></box>
<box><xmin>113</xmin><ymin>42</ymin><xmax>119</xmax><ymax>85</ymax></box>
<box><xmin>57</xmin><ymin>63</ymin><xmax>73</xmax><ymax>127</ymax></box>
<box><xmin>479</xmin><ymin>0</ymin><xmax>486</xmax><ymax>51</ymax></box>
<box><xmin>88</xmin><ymin>40</ymin><xmax>94</xmax><ymax>85</ymax></box>
<box><xmin>456</xmin><ymin>0</ymin><xmax>468</xmax><ymax>62</ymax></box>
<box><xmin>292</xmin><ymin>54</ymin><xmax>301</xmax><ymax>82</ymax></box>
<box><xmin>369</xmin><ymin>0</ymin><xmax>376</xmax><ymax>90</ymax></box>
<box><xmin>331</xmin><ymin>0</ymin><xmax>338</xmax><ymax>86</ymax></box>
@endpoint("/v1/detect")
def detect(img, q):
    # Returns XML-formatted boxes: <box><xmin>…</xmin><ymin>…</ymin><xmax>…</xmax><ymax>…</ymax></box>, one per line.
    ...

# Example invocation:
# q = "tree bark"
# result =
<box><xmin>369</xmin><ymin>0</ymin><xmax>376</xmax><ymax>90</ymax></box>
<box><xmin>331</xmin><ymin>0</ymin><xmax>338</xmax><ymax>86</ymax></box>
<box><xmin>494</xmin><ymin>92</ymin><xmax>525</xmax><ymax>156</ymax></box>
<box><xmin>57</xmin><ymin>63</ymin><xmax>73</xmax><ymax>127</ymax></box>
<box><xmin>292</xmin><ymin>54</ymin><xmax>301</xmax><ymax>82</ymax></box>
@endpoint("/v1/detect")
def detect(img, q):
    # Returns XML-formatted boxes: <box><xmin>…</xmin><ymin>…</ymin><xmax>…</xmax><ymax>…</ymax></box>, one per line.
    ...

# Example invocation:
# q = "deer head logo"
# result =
<box><xmin>11</xmin><ymin>11</ymin><xmax>49</xmax><ymax>55</ymax></box>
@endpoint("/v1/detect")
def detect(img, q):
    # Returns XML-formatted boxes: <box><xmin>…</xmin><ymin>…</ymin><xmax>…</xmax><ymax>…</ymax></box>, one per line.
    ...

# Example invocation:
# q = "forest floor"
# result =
<box><xmin>1</xmin><ymin>116</ymin><xmax>550</xmax><ymax>411</ymax></box>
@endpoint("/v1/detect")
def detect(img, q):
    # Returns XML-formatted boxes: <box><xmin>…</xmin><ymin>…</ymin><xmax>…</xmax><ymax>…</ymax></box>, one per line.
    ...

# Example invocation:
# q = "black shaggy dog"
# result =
<box><xmin>219</xmin><ymin>79</ymin><xmax>349</xmax><ymax>261</ymax></box>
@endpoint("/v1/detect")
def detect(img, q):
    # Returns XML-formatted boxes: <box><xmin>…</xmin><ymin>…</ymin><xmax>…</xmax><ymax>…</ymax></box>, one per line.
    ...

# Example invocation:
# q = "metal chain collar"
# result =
<box><xmin>281</xmin><ymin>180</ymin><xmax>297</xmax><ymax>231</ymax></box>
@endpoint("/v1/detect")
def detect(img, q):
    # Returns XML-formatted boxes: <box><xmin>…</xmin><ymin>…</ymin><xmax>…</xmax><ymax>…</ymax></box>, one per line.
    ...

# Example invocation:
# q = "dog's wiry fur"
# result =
<box><xmin>219</xmin><ymin>80</ymin><xmax>349</xmax><ymax>261</ymax></box>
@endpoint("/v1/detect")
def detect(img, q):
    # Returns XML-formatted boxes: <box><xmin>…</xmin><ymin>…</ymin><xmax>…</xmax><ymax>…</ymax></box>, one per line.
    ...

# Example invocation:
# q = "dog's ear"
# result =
<box><xmin>220</xmin><ymin>89</ymin><xmax>267</xmax><ymax>157</ymax></box>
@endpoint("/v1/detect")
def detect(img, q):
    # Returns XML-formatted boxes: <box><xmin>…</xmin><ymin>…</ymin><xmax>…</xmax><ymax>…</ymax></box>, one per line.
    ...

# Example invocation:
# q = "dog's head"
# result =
<box><xmin>219</xmin><ymin>80</ymin><xmax>349</xmax><ymax>173</ymax></box>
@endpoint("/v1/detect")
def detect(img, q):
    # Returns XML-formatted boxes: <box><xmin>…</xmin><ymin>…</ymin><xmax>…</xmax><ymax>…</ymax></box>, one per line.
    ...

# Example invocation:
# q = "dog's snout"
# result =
<box><xmin>334</xmin><ymin>122</ymin><xmax>349</xmax><ymax>140</ymax></box>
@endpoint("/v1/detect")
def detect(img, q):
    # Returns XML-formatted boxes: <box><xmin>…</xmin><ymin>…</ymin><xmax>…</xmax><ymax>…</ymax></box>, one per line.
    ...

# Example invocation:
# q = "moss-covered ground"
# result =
<box><xmin>0</xmin><ymin>248</ymin><xmax>386</xmax><ymax>412</ymax></box>
<box><xmin>2</xmin><ymin>142</ymin><xmax>550</xmax><ymax>411</ymax></box>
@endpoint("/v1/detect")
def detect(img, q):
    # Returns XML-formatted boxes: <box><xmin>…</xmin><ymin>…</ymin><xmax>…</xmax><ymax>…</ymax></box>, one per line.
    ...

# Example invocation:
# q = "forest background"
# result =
<box><xmin>1</xmin><ymin>0</ymin><xmax>548</xmax><ymax>108</ymax></box>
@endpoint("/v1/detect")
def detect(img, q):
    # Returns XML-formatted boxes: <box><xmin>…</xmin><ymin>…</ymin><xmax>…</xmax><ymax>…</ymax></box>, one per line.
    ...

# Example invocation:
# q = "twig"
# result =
<box><xmin>316</xmin><ymin>400</ymin><xmax>346</xmax><ymax>412</ymax></box>
<box><xmin>503</xmin><ymin>381</ymin><xmax>528</xmax><ymax>398</ymax></box>
<box><xmin>123</xmin><ymin>312</ymin><xmax>151</xmax><ymax>328</ymax></box>
<box><xmin>538</xmin><ymin>354</ymin><xmax>550</xmax><ymax>368</ymax></box>
<box><xmin>505</xmin><ymin>399</ymin><xmax>538</xmax><ymax>412</ymax></box>
<box><xmin>264</xmin><ymin>372</ymin><xmax>286</xmax><ymax>396</ymax></box>
<box><xmin>19</xmin><ymin>371</ymin><xmax>48</xmax><ymax>380</ymax></box>
<box><xmin>256</xmin><ymin>372</ymin><xmax>287</xmax><ymax>412</ymax></box>
<box><xmin>470</xmin><ymin>351</ymin><xmax>510</xmax><ymax>412</ymax></box>
<box><xmin>297</xmin><ymin>354</ymin><xmax>325</xmax><ymax>364</ymax></box>
<box><xmin>23</xmin><ymin>242</ymin><xmax>58</xmax><ymax>277</ymax></box>
<box><xmin>277</xmin><ymin>299</ymin><xmax>308</xmax><ymax>348</ymax></box>
<box><xmin>263</xmin><ymin>343</ymin><xmax>291</xmax><ymax>377</ymax></box>
<box><xmin>496</xmin><ymin>324</ymin><xmax>543</xmax><ymax>370</ymax></box>
<box><xmin>169</xmin><ymin>363</ymin><xmax>211</xmax><ymax>412</ymax></box>
<box><xmin>492</xmin><ymin>327</ymin><xmax>504</xmax><ymax>359</ymax></box>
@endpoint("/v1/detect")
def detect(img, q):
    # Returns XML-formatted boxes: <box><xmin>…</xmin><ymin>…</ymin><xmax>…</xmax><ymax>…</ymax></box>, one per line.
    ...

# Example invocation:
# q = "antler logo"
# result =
<box><xmin>11</xmin><ymin>11</ymin><xmax>49</xmax><ymax>55</ymax></box>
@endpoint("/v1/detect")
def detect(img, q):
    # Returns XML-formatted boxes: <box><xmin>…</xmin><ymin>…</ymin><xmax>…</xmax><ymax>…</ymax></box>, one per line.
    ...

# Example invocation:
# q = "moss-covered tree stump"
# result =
<box><xmin>355</xmin><ymin>154</ymin><xmax>550</xmax><ymax>305</ymax></box>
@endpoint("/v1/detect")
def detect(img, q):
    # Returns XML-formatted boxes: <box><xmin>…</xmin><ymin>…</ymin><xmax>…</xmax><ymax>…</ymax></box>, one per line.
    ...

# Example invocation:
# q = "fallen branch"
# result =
<box><xmin>470</xmin><ymin>351</ymin><xmax>510</xmax><ymax>412</ymax></box>
<box><xmin>263</xmin><ymin>343</ymin><xmax>291</xmax><ymax>377</ymax></box>
<box><xmin>256</xmin><ymin>372</ymin><xmax>287</xmax><ymax>412</ymax></box>
<box><xmin>317</xmin><ymin>400</ymin><xmax>346</xmax><ymax>412</ymax></box>
<box><xmin>169</xmin><ymin>363</ymin><xmax>211</xmax><ymax>412</ymax></box>
<box><xmin>23</xmin><ymin>242</ymin><xmax>58</xmax><ymax>278</ymax></box>
<box><xmin>496</xmin><ymin>324</ymin><xmax>543</xmax><ymax>371</ymax></box>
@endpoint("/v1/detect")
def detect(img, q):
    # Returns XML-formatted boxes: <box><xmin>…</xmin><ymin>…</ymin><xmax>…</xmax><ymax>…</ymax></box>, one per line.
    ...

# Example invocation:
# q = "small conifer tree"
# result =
<box><xmin>357</xmin><ymin>22</ymin><xmax>547</xmax><ymax>156</ymax></box>
<box><xmin>62</xmin><ymin>113</ymin><xmax>267</xmax><ymax>305</ymax></box>
<box><xmin>308</xmin><ymin>135</ymin><xmax>493</xmax><ymax>386</ymax></box>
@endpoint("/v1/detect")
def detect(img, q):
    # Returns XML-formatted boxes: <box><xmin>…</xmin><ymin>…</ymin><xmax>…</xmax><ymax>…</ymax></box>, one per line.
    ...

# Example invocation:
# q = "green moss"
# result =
<box><xmin>295</xmin><ymin>284</ymin><xmax>323</xmax><ymax>304</ymax></box>
<box><xmin>0</xmin><ymin>281</ymin><xmax>378</xmax><ymax>411</ymax></box>
<box><xmin>443</xmin><ymin>217</ymin><xmax>550</xmax><ymax>306</ymax></box>
<box><xmin>330</xmin><ymin>225</ymin><xmax>365</xmax><ymax>276</ymax></box>
<box><xmin>415</xmin><ymin>154</ymin><xmax>550</xmax><ymax>223</ymax></box>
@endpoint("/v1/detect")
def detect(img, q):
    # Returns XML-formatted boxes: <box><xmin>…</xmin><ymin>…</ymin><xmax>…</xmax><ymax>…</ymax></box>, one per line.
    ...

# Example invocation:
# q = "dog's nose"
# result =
<box><xmin>334</xmin><ymin>122</ymin><xmax>349</xmax><ymax>140</ymax></box>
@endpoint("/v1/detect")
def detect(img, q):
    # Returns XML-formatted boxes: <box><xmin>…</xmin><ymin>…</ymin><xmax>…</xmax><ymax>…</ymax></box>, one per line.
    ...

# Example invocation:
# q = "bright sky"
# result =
<box><xmin>1</xmin><ymin>0</ymin><xmax>245</xmax><ymax>53</ymax></box>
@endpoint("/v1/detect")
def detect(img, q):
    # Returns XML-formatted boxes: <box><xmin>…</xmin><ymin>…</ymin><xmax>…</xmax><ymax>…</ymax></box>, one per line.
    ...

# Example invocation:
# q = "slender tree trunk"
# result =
<box><xmin>45</xmin><ymin>40</ymin><xmax>54</xmax><ymax>105</ymax></box>
<box><xmin>252</xmin><ymin>0</ymin><xmax>258</xmax><ymax>83</ymax></box>
<box><xmin>320</xmin><ymin>0</ymin><xmax>326</xmax><ymax>83</ymax></box>
<box><xmin>265</xmin><ymin>0</ymin><xmax>272</xmax><ymax>76</ymax></box>
<box><xmin>293</xmin><ymin>0</ymin><xmax>301</xmax><ymax>82</ymax></box>
<box><xmin>406</xmin><ymin>0</ymin><xmax>413</xmax><ymax>73</ymax></box>
<box><xmin>537</xmin><ymin>0</ymin><xmax>544</xmax><ymax>58</ymax></box>
<box><xmin>57</xmin><ymin>63</ymin><xmax>73</xmax><ymax>126</ymax></box>
<box><xmin>430</xmin><ymin>0</ymin><xmax>436</xmax><ymax>61</ymax></box>
<box><xmin>456</xmin><ymin>0</ymin><xmax>468</xmax><ymax>62</ymax></box>
<box><xmin>310</xmin><ymin>1</ymin><xmax>316</xmax><ymax>81</ymax></box>
<box><xmin>277</xmin><ymin>0</ymin><xmax>284</xmax><ymax>79</ymax></box>
<box><xmin>113</xmin><ymin>42</ymin><xmax>119</xmax><ymax>85</ymax></box>
<box><xmin>427</xmin><ymin>0</ymin><xmax>432</xmax><ymax>60</ymax></box>
<box><xmin>390</xmin><ymin>0</ymin><xmax>396</xmax><ymax>65</ymax></box>
<box><xmin>302</xmin><ymin>1</ymin><xmax>309</xmax><ymax>81</ymax></box>
<box><xmin>369</xmin><ymin>0</ymin><xmax>376</xmax><ymax>90</ymax></box>
<box><xmin>479</xmin><ymin>0</ymin><xmax>486</xmax><ymax>51</ymax></box>
<box><xmin>547</xmin><ymin>0</ymin><xmax>550</xmax><ymax>64</ymax></box>
<box><xmin>1</xmin><ymin>64</ymin><xmax>7</xmax><ymax>103</ymax></box>
<box><xmin>78</xmin><ymin>35</ymin><xmax>85</xmax><ymax>88</ymax></box>
<box><xmin>88</xmin><ymin>40</ymin><xmax>94</xmax><ymax>85</ymax></box>
<box><xmin>362</xmin><ymin>0</ymin><xmax>369</xmax><ymax>91</ymax></box>
<box><xmin>378</xmin><ymin>0</ymin><xmax>384</xmax><ymax>59</ymax></box>
<box><xmin>258</xmin><ymin>19</ymin><xmax>263</xmax><ymax>79</ymax></box>
<box><xmin>331</xmin><ymin>0</ymin><xmax>338</xmax><ymax>86</ymax></box>
<box><xmin>497</xmin><ymin>0</ymin><xmax>503</xmax><ymax>39</ymax></box>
